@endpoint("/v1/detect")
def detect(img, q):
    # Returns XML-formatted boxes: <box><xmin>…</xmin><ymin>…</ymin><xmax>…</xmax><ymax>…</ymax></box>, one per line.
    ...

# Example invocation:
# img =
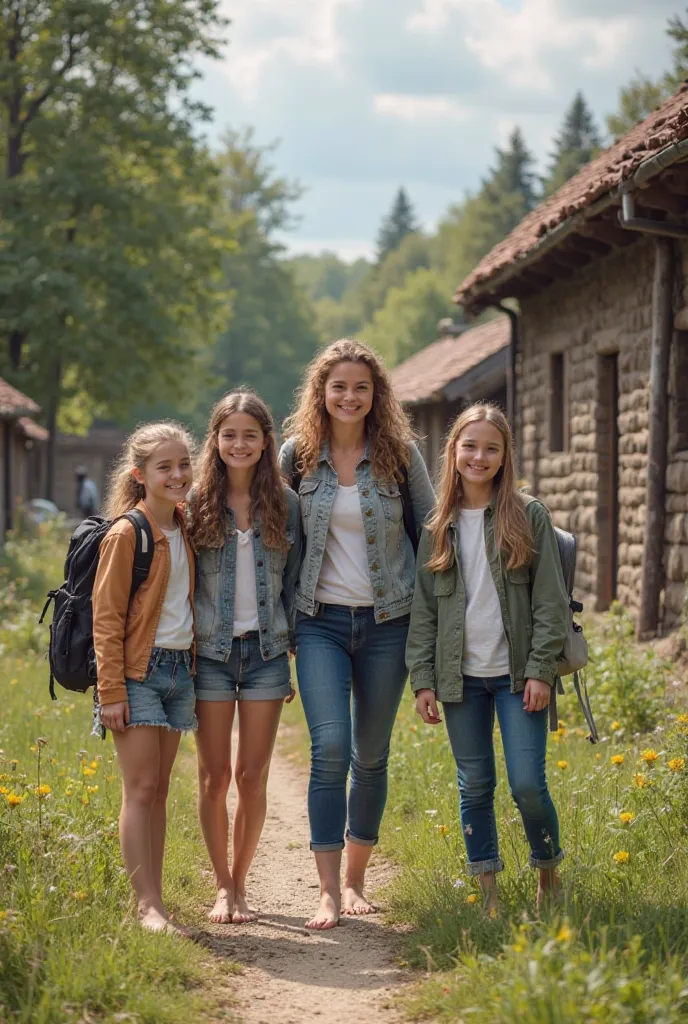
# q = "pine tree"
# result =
<box><xmin>376</xmin><ymin>188</ymin><xmax>418</xmax><ymax>263</ymax></box>
<box><xmin>545</xmin><ymin>93</ymin><xmax>601</xmax><ymax>195</ymax></box>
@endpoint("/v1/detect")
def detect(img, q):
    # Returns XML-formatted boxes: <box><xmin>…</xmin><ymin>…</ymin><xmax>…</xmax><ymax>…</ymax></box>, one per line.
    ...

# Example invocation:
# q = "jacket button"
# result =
<box><xmin>254</xmin><ymin>531</ymin><xmax>260</xmax><ymax>538</ymax></box>
<box><xmin>379</xmin><ymin>612</ymin><xmax>388</xmax><ymax>620</ymax></box>
<box><xmin>257</xmin><ymin>560</ymin><xmax>264</xmax><ymax>567</ymax></box>
<box><xmin>367</xmin><ymin>536</ymin><xmax>375</xmax><ymax>545</ymax></box>
<box><xmin>371</xmin><ymin>562</ymin><xmax>379</xmax><ymax>571</ymax></box>
<box><xmin>376</xmin><ymin>589</ymin><xmax>384</xmax><ymax>598</ymax></box>
<box><xmin>259</xmin><ymin>600</ymin><xmax>265</xmax><ymax>607</ymax></box>
<box><xmin>362</xmin><ymin>489</ymin><xmax>370</xmax><ymax>497</ymax></box>
<box><xmin>365</xmin><ymin>509</ymin><xmax>373</xmax><ymax>517</ymax></box>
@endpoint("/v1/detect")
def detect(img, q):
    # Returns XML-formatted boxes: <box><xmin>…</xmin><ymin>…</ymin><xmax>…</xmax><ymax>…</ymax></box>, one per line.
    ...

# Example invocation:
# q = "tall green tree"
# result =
<box><xmin>376</xmin><ymin>187</ymin><xmax>419</xmax><ymax>263</ymax></box>
<box><xmin>545</xmin><ymin>92</ymin><xmax>601</xmax><ymax>194</ymax></box>
<box><xmin>0</xmin><ymin>0</ymin><xmax>228</xmax><ymax>493</ymax></box>
<box><xmin>360</xmin><ymin>268</ymin><xmax>455</xmax><ymax>366</ymax></box>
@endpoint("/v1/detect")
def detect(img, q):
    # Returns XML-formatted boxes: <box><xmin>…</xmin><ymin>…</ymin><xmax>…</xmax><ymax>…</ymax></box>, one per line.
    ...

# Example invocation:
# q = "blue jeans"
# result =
<box><xmin>295</xmin><ymin>605</ymin><xmax>409</xmax><ymax>851</ymax></box>
<box><xmin>443</xmin><ymin>674</ymin><xmax>563</xmax><ymax>874</ymax></box>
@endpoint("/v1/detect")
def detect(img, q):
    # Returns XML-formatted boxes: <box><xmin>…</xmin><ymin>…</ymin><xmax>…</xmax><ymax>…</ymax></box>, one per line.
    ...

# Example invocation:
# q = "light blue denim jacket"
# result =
<box><xmin>194</xmin><ymin>487</ymin><xmax>302</xmax><ymax>662</ymax></box>
<box><xmin>278</xmin><ymin>438</ymin><xmax>435</xmax><ymax>623</ymax></box>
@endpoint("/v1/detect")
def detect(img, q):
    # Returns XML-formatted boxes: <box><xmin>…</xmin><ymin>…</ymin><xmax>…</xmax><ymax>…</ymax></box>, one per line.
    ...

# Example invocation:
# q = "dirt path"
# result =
<box><xmin>201</xmin><ymin>730</ymin><xmax>411</xmax><ymax>1024</ymax></box>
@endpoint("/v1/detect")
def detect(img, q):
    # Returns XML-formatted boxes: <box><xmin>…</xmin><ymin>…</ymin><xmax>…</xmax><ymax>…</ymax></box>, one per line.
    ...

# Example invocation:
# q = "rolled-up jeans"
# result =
<box><xmin>443</xmin><ymin>674</ymin><xmax>564</xmax><ymax>874</ymax></box>
<box><xmin>295</xmin><ymin>604</ymin><xmax>409</xmax><ymax>852</ymax></box>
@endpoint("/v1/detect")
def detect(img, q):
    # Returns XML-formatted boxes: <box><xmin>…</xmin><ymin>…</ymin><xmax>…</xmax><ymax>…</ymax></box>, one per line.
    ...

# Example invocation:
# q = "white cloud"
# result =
<box><xmin>374</xmin><ymin>93</ymin><xmax>471</xmax><ymax>122</ymax></box>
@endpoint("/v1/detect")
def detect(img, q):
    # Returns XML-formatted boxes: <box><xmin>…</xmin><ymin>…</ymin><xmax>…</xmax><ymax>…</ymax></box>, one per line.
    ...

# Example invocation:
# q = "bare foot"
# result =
<box><xmin>342</xmin><ymin>884</ymin><xmax>377</xmax><ymax>915</ymax></box>
<box><xmin>232</xmin><ymin>890</ymin><xmax>259</xmax><ymax>924</ymax></box>
<box><xmin>305</xmin><ymin>891</ymin><xmax>340</xmax><ymax>930</ymax></box>
<box><xmin>536</xmin><ymin>883</ymin><xmax>562</xmax><ymax>916</ymax></box>
<box><xmin>139</xmin><ymin>904</ymin><xmax>170</xmax><ymax>932</ymax></box>
<box><xmin>208</xmin><ymin>887</ymin><xmax>234</xmax><ymax>924</ymax></box>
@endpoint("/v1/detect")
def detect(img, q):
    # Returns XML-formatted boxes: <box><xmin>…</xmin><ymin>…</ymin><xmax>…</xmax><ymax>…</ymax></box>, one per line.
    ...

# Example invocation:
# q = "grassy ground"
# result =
<box><xmin>285</xmin><ymin>609</ymin><xmax>688</xmax><ymax>1023</ymax></box>
<box><xmin>0</xmin><ymin>524</ymin><xmax>237</xmax><ymax>1024</ymax></box>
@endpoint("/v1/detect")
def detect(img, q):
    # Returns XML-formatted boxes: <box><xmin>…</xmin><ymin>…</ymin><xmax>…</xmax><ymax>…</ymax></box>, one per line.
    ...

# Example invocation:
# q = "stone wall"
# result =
<box><xmin>517</xmin><ymin>235</ymin><xmax>688</xmax><ymax>630</ymax></box>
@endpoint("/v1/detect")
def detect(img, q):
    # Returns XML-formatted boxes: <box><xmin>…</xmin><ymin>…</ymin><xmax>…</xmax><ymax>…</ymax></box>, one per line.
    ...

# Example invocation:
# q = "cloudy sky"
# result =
<box><xmin>195</xmin><ymin>0</ymin><xmax>681</xmax><ymax>260</ymax></box>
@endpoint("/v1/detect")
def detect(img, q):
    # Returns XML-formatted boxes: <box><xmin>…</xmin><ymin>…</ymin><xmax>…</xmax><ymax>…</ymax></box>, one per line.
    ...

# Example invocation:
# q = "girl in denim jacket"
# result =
<box><xmin>407</xmin><ymin>403</ymin><xmax>569</xmax><ymax>914</ymax></box>
<box><xmin>188</xmin><ymin>390</ymin><xmax>301</xmax><ymax>924</ymax></box>
<box><xmin>279</xmin><ymin>339</ymin><xmax>435</xmax><ymax>930</ymax></box>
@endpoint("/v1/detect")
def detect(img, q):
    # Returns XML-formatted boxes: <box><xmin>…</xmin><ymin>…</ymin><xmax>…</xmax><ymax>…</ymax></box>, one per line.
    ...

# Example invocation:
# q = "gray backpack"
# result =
<box><xmin>551</xmin><ymin>526</ymin><xmax>598</xmax><ymax>744</ymax></box>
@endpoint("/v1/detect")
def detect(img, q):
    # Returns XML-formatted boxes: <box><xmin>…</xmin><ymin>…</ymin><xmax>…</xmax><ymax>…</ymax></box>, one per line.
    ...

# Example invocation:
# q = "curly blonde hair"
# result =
<box><xmin>188</xmin><ymin>390</ymin><xmax>288</xmax><ymax>552</ymax></box>
<box><xmin>104</xmin><ymin>421</ymin><xmax>195</xmax><ymax>520</ymax></box>
<box><xmin>426</xmin><ymin>403</ymin><xmax>533</xmax><ymax>573</ymax></box>
<box><xmin>282</xmin><ymin>338</ymin><xmax>415</xmax><ymax>482</ymax></box>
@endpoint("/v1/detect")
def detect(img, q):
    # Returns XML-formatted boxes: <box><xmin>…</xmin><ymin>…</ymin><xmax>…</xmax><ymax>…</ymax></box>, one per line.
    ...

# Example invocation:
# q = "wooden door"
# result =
<box><xmin>596</xmin><ymin>354</ymin><xmax>619</xmax><ymax>609</ymax></box>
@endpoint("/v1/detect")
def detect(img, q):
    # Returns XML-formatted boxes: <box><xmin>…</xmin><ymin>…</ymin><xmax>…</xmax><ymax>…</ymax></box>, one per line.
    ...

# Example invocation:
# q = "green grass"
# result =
<box><xmin>0</xmin><ymin>525</ymin><xmax>237</xmax><ymax>1023</ymax></box>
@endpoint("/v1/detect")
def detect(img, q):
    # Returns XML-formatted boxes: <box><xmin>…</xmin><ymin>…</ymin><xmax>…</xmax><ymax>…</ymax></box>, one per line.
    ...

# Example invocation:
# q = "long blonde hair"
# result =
<box><xmin>426</xmin><ymin>403</ymin><xmax>533</xmax><ymax>573</ymax></box>
<box><xmin>188</xmin><ymin>390</ymin><xmax>288</xmax><ymax>552</ymax></box>
<box><xmin>283</xmin><ymin>338</ymin><xmax>415</xmax><ymax>482</ymax></box>
<box><xmin>104</xmin><ymin>421</ymin><xmax>195</xmax><ymax>520</ymax></box>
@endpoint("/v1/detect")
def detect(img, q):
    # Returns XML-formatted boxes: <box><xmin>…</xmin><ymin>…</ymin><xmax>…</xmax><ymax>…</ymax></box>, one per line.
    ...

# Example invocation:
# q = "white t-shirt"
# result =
<box><xmin>315</xmin><ymin>484</ymin><xmax>374</xmax><ymax>607</ymax></box>
<box><xmin>155</xmin><ymin>527</ymin><xmax>194</xmax><ymax>650</ymax></box>
<box><xmin>458</xmin><ymin>508</ymin><xmax>510</xmax><ymax>677</ymax></box>
<box><xmin>233</xmin><ymin>528</ymin><xmax>260</xmax><ymax>636</ymax></box>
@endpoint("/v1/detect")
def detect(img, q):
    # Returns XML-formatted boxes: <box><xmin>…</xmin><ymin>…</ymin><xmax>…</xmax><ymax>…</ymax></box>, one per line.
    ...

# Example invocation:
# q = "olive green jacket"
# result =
<box><xmin>406</xmin><ymin>498</ymin><xmax>569</xmax><ymax>701</ymax></box>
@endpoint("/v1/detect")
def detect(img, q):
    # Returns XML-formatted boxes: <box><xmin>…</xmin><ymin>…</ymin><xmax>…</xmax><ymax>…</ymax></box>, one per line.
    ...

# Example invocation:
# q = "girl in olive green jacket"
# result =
<box><xmin>406</xmin><ymin>403</ymin><xmax>569</xmax><ymax>914</ymax></box>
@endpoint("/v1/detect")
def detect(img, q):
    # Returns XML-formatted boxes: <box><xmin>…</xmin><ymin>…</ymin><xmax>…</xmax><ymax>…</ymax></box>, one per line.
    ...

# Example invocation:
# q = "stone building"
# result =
<box><xmin>455</xmin><ymin>85</ymin><xmax>688</xmax><ymax>637</ymax></box>
<box><xmin>390</xmin><ymin>316</ymin><xmax>510</xmax><ymax>477</ymax></box>
<box><xmin>0</xmin><ymin>377</ymin><xmax>46</xmax><ymax>541</ymax></box>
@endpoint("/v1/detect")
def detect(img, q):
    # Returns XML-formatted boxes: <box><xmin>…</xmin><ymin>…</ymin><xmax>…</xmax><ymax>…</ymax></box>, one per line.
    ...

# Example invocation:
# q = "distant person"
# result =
<box><xmin>188</xmin><ymin>390</ymin><xmax>301</xmax><ymax>925</ymax></box>
<box><xmin>406</xmin><ymin>403</ymin><xmax>569</xmax><ymax>915</ymax></box>
<box><xmin>75</xmin><ymin>466</ymin><xmax>100</xmax><ymax>518</ymax></box>
<box><xmin>279</xmin><ymin>338</ymin><xmax>435</xmax><ymax>930</ymax></box>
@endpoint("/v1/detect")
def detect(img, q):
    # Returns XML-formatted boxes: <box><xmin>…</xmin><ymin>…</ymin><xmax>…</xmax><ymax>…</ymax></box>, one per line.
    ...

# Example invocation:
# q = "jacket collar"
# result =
<box><xmin>135</xmin><ymin>500</ymin><xmax>186</xmax><ymax>543</ymax></box>
<box><xmin>318</xmin><ymin>437</ymin><xmax>370</xmax><ymax>468</ymax></box>
<box><xmin>450</xmin><ymin>493</ymin><xmax>496</xmax><ymax>529</ymax></box>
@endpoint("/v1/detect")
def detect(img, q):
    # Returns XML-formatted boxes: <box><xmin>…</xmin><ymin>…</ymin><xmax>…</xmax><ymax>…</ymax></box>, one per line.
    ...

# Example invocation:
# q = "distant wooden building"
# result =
<box><xmin>0</xmin><ymin>377</ymin><xmax>46</xmax><ymax>540</ymax></box>
<box><xmin>390</xmin><ymin>316</ymin><xmax>510</xmax><ymax>477</ymax></box>
<box><xmin>54</xmin><ymin>425</ymin><xmax>126</xmax><ymax>517</ymax></box>
<box><xmin>455</xmin><ymin>84</ymin><xmax>688</xmax><ymax>637</ymax></box>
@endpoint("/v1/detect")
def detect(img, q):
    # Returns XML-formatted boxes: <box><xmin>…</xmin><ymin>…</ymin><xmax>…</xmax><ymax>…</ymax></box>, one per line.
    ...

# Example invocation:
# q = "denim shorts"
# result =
<box><xmin>94</xmin><ymin>648</ymin><xmax>196</xmax><ymax>733</ymax></box>
<box><xmin>195</xmin><ymin>633</ymin><xmax>291</xmax><ymax>702</ymax></box>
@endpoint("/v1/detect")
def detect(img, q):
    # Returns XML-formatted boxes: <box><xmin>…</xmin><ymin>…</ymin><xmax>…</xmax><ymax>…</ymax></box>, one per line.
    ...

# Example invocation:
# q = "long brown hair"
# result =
<box><xmin>282</xmin><ymin>338</ymin><xmax>415</xmax><ymax>482</ymax></box>
<box><xmin>189</xmin><ymin>390</ymin><xmax>288</xmax><ymax>552</ymax></box>
<box><xmin>104</xmin><ymin>421</ymin><xmax>195</xmax><ymax>520</ymax></box>
<box><xmin>426</xmin><ymin>403</ymin><xmax>533</xmax><ymax>573</ymax></box>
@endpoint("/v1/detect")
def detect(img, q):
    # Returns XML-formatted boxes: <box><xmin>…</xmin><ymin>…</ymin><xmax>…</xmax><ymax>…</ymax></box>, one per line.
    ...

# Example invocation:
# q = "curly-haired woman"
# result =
<box><xmin>279</xmin><ymin>339</ymin><xmax>435</xmax><ymax>929</ymax></box>
<box><xmin>188</xmin><ymin>390</ymin><xmax>301</xmax><ymax>924</ymax></box>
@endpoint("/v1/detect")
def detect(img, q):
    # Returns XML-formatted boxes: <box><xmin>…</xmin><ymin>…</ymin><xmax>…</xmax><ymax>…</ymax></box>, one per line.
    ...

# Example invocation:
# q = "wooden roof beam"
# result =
<box><xmin>635</xmin><ymin>182</ymin><xmax>688</xmax><ymax>216</ymax></box>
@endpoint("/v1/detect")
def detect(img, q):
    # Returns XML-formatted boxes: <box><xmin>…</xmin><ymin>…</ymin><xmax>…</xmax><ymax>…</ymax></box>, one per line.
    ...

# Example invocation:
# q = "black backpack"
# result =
<box><xmin>289</xmin><ymin>464</ymin><xmax>418</xmax><ymax>556</ymax></box>
<box><xmin>40</xmin><ymin>510</ymin><xmax>154</xmax><ymax>700</ymax></box>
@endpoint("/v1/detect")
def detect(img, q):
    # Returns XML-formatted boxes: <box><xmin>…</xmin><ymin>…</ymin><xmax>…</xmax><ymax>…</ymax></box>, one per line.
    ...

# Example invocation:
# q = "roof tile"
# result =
<box><xmin>0</xmin><ymin>377</ymin><xmax>41</xmax><ymax>418</ymax></box>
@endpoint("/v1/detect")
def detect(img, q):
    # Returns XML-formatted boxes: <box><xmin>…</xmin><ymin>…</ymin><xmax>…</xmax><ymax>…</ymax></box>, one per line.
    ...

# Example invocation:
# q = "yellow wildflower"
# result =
<box><xmin>86</xmin><ymin>785</ymin><xmax>98</xmax><ymax>794</ymax></box>
<box><xmin>29</xmin><ymin>745</ymin><xmax>37</xmax><ymax>754</ymax></box>
<box><xmin>65</xmin><ymin>790</ymin><xmax>73</xmax><ymax>797</ymax></box>
<box><xmin>556</xmin><ymin>924</ymin><xmax>572</xmax><ymax>942</ymax></box>
<box><xmin>611</xmin><ymin>721</ymin><xmax>620</xmax><ymax>730</ymax></box>
<box><xmin>82</xmin><ymin>767</ymin><xmax>96</xmax><ymax>777</ymax></box>
<box><xmin>435</xmin><ymin>824</ymin><xmax>449</xmax><ymax>836</ymax></box>
<box><xmin>633</xmin><ymin>773</ymin><xmax>648</xmax><ymax>788</ymax></box>
<box><xmin>81</xmin><ymin>795</ymin><xmax>89</xmax><ymax>806</ymax></box>
<box><xmin>36</xmin><ymin>785</ymin><xmax>51</xmax><ymax>797</ymax></box>
<box><xmin>409</xmin><ymin>724</ymin><xmax>417</xmax><ymax>733</ymax></box>
<box><xmin>89</xmin><ymin>760</ymin><xmax>98</xmax><ymax>769</ymax></box>
<box><xmin>10</xmin><ymin>679</ymin><xmax>18</xmax><ymax>686</ymax></box>
<box><xmin>619</xmin><ymin>812</ymin><xmax>635</xmax><ymax>824</ymax></box>
<box><xmin>613</xmin><ymin>851</ymin><xmax>630</xmax><ymax>864</ymax></box>
<box><xmin>640</xmin><ymin>749</ymin><xmax>658</xmax><ymax>765</ymax></box>
<box><xmin>610</xmin><ymin>754</ymin><xmax>624</xmax><ymax>766</ymax></box>
<box><xmin>595</xmin><ymin>753</ymin><xmax>601</xmax><ymax>760</ymax></box>
<box><xmin>556</xmin><ymin>760</ymin><xmax>568</xmax><ymax>770</ymax></box>
<box><xmin>0</xmin><ymin>787</ymin><xmax>8</xmax><ymax>795</ymax></box>
<box><xmin>6</xmin><ymin>793</ymin><xmax>23</xmax><ymax>808</ymax></box>
<box><xmin>105</xmin><ymin>775</ymin><xmax>117</xmax><ymax>783</ymax></box>
<box><xmin>575</xmin><ymin>728</ymin><xmax>586</xmax><ymax>737</ymax></box>
<box><xmin>71</xmin><ymin>891</ymin><xmax>87</xmax><ymax>901</ymax></box>
<box><xmin>668</xmin><ymin>757</ymin><xmax>685</xmax><ymax>773</ymax></box>
<box><xmin>465</xmin><ymin>894</ymin><xmax>479</xmax><ymax>905</ymax></box>
<box><xmin>676</xmin><ymin>713</ymin><xmax>688</xmax><ymax>726</ymax></box>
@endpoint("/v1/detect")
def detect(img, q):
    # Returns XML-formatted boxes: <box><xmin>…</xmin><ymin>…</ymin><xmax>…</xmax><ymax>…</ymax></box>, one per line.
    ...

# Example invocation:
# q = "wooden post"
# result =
<box><xmin>638</xmin><ymin>238</ymin><xmax>673</xmax><ymax>639</ymax></box>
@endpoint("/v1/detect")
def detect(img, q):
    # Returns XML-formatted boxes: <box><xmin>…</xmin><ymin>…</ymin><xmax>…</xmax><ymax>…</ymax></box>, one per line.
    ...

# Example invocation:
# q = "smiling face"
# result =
<box><xmin>217</xmin><ymin>412</ymin><xmax>266</xmax><ymax>473</ymax></box>
<box><xmin>454</xmin><ymin>419</ymin><xmax>505</xmax><ymax>489</ymax></box>
<box><xmin>133</xmin><ymin>440</ymin><xmax>192</xmax><ymax>506</ymax></box>
<box><xmin>324</xmin><ymin>360</ymin><xmax>374</xmax><ymax>427</ymax></box>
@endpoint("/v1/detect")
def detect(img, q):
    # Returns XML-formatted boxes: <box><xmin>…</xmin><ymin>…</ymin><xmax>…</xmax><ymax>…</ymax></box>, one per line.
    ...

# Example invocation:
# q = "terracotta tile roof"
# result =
<box><xmin>0</xmin><ymin>377</ymin><xmax>41</xmax><ymax>418</ymax></box>
<box><xmin>456</xmin><ymin>84</ymin><xmax>688</xmax><ymax>306</ymax></box>
<box><xmin>18</xmin><ymin>417</ymin><xmax>48</xmax><ymax>442</ymax></box>
<box><xmin>390</xmin><ymin>316</ymin><xmax>510</xmax><ymax>404</ymax></box>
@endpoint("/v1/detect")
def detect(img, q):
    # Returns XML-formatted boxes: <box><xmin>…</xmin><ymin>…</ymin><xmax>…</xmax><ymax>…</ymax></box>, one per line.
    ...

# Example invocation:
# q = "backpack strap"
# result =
<box><xmin>399</xmin><ymin>465</ymin><xmax>418</xmax><ymax>557</ymax></box>
<box><xmin>122</xmin><ymin>509</ymin><xmax>155</xmax><ymax>600</ymax></box>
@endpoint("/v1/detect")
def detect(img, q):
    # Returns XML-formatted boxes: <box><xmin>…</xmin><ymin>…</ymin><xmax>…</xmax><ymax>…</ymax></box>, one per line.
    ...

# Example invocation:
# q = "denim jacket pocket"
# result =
<box><xmin>298</xmin><ymin>479</ymin><xmax>320</xmax><ymax>519</ymax></box>
<box><xmin>198</xmin><ymin>548</ymin><xmax>222</xmax><ymax>575</ymax></box>
<box><xmin>376</xmin><ymin>481</ymin><xmax>403</xmax><ymax>523</ymax></box>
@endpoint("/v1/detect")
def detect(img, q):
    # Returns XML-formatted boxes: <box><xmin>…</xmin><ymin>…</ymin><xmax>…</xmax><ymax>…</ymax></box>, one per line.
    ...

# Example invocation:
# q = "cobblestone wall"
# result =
<box><xmin>516</xmin><ymin>236</ymin><xmax>688</xmax><ymax>632</ymax></box>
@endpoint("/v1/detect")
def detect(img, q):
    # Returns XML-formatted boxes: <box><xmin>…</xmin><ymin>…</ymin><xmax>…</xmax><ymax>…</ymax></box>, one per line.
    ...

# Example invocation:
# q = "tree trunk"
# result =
<box><xmin>637</xmin><ymin>237</ymin><xmax>673</xmax><ymax>639</ymax></box>
<box><xmin>45</xmin><ymin>358</ymin><xmax>62</xmax><ymax>502</ymax></box>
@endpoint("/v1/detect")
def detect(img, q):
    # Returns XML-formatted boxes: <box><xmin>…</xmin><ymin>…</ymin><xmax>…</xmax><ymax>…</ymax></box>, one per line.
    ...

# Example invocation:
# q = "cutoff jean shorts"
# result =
<box><xmin>94</xmin><ymin>647</ymin><xmax>196</xmax><ymax>734</ymax></box>
<box><xmin>194</xmin><ymin>632</ymin><xmax>292</xmax><ymax>702</ymax></box>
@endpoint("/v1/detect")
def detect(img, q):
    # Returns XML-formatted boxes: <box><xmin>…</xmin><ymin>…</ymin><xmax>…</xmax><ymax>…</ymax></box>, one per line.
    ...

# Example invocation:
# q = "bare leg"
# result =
<box><xmin>196</xmin><ymin>699</ymin><xmax>236</xmax><ymax>923</ymax></box>
<box><xmin>113</xmin><ymin>726</ymin><xmax>183</xmax><ymax>933</ymax></box>
<box><xmin>536</xmin><ymin>867</ymin><xmax>560</xmax><ymax>913</ymax></box>
<box><xmin>478</xmin><ymin>871</ymin><xmax>499</xmax><ymax>915</ymax></box>
<box><xmin>231</xmin><ymin>698</ymin><xmax>283</xmax><ymax>922</ymax></box>
<box><xmin>307</xmin><ymin>850</ymin><xmax>342</xmax><ymax>930</ymax></box>
<box><xmin>150</xmin><ymin>729</ymin><xmax>182</xmax><ymax>901</ymax></box>
<box><xmin>342</xmin><ymin>841</ymin><xmax>376</xmax><ymax>915</ymax></box>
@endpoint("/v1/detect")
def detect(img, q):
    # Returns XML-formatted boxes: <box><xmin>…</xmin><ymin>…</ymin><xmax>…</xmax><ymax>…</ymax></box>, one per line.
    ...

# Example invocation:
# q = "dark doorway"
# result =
<box><xmin>596</xmin><ymin>354</ymin><xmax>619</xmax><ymax>609</ymax></box>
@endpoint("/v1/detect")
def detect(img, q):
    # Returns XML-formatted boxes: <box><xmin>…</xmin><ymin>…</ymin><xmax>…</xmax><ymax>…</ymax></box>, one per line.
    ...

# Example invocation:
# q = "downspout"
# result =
<box><xmin>618</xmin><ymin>193</ymin><xmax>683</xmax><ymax>638</ymax></box>
<box><xmin>496</xmin><ymin>303</ymin><xmax>519</xmax><ymax>445</ymax></box>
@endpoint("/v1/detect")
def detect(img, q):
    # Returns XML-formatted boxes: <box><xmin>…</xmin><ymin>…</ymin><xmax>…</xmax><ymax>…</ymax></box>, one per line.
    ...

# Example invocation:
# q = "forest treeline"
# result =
<box><xmin>1</xmin><ymin>3</ymin><xmax>686</xmax><ymax>471</ymax></box>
